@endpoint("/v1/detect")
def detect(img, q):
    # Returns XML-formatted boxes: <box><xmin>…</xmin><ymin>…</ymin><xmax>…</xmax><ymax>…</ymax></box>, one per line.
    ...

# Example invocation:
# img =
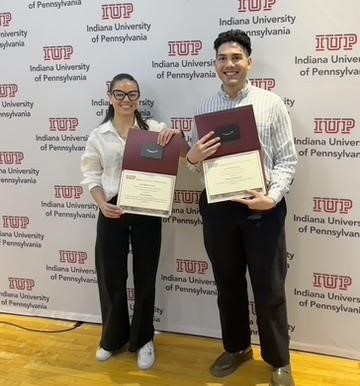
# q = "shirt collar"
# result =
<box><xmin>218</xmin><ymin>79</ymin><xmax>251</xmax><ymax>101</ymax></box>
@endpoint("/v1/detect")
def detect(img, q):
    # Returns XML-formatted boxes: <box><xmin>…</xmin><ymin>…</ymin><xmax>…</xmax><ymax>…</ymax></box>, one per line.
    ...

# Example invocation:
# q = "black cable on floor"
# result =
<box><xmin>0</xmin><ymin>320</ymin><xmax>83</xmax><ymax>333</ymax></box>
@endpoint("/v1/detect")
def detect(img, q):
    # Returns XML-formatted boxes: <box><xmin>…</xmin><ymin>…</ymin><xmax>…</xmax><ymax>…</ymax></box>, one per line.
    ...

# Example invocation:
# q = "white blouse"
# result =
<box><xmin>81</xmin><ymin>119</ymin><xmax>167</xmax><ymax>201</ymax></box>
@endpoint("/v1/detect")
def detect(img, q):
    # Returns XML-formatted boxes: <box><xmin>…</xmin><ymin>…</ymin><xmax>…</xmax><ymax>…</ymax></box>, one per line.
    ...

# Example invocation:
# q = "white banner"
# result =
<box><xmin>0</xmin><ymin>0</ymin><xmax>359</xmax><ymax>360</ymax></box>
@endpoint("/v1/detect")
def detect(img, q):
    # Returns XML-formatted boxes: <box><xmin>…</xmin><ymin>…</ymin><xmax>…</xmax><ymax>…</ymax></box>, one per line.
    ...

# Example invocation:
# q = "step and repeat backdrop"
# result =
<box><xmin>1</xmin><ymin>0</ymin><xmax>359</xmax><ymax>360</ymax></box>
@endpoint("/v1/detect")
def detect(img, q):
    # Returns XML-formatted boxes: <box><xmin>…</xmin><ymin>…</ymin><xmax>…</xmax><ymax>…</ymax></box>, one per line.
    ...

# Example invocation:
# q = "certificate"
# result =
<box><xmin>117</xmin><ymin>170</ymin><xmax>176</xmax><ymax>217</ymax></box>
<box><xmin>203</xmin><ymin>150</ymin><xmax>266</xmax><ymax>203</ymax></box>
<box><xmin>117</xmin><ymin>129</ymin><xmax>183</xmax><ymax>217</ymax></box>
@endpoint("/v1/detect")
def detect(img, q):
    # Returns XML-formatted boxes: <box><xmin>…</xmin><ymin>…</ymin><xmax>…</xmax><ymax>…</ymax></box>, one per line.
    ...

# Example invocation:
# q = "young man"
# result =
<box><xmin>186</xmin><ymin>30</ymin><xmax>297</xmax><ymax>386</ymax></box>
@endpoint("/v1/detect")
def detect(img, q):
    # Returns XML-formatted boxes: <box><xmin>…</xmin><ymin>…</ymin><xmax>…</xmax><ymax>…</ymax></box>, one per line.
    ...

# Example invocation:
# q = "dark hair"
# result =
<box><xmin>102</xmin><ymin>73</ymin><xmax>149</xmax><ymax>130</ymax></box>
<box><xmin>213</xmin><ymin>29</ymin><xmax>252</xmax><ymax>56</ymax></box>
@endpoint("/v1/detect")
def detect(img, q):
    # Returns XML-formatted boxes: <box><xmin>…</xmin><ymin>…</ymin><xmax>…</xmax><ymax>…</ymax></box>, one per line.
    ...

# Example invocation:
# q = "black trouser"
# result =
<box><xmin>199</xmin><ymin>190</ymin><xmax>290</xmax><ymax>367</ymax></box>
<box><xmin>95</xmin><ymin>203</ymin><xmax>161</xmax><ymax>352</ymax></box>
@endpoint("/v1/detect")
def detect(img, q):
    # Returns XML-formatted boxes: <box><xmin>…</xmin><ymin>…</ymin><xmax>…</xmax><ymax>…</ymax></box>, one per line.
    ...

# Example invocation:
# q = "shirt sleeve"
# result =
<box><xmin>267</xmin><ymin>99</ymin><xmax>298</xmax><ymax>203</ymax></box>
<box><xmin>146</xmin><ymin>119</ymin><xmax>167</xmax><ymax>132</ymax></box>
<box><xmin>80</xmin><ymin>133</ymin><xmax>103</xmax><ymax>192</ymax></box>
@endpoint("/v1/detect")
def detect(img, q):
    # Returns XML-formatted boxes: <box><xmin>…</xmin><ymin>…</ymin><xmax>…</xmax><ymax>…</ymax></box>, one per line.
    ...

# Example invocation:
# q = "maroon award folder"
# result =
<box><xmin>118</xmin><ymin>129</ymin><xmax>183</xmax><ymax>217</ymax></box>
<box><xmin>122</xmin><ymin>129</ymin><xmax>183</xmax><ymax>175</ymax></box>
<box><xmin>194</xmin><ymin>105</ymin><xmax>266</xmax><ymax>202</ymax></box>
<box><xmin>194</xmin><ymin>104</ymin><xmax>261</xmax><ymax>158</ymax></box>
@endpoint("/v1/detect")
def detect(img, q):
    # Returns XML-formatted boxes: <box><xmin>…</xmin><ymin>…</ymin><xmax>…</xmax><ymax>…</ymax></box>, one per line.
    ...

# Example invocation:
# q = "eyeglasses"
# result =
<box><xmin>111</xmin><ymin>90</ymin><xmax>140</xmax><ymax>101</ymax></box>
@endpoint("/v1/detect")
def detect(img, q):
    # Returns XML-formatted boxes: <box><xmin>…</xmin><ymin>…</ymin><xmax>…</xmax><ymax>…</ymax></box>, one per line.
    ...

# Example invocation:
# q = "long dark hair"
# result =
<box><xmin>102</xmin><ymin>73</ymin><xmax>149</xmax><ymax>131</ymax></box>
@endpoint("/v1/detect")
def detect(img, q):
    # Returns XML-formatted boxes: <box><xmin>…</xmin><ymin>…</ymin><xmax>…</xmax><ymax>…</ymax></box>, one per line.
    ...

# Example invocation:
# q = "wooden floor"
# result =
<box><xmin>0</xmin><ymin>314</ymin><xmax>359</xmax><ymax>386</ymax></box>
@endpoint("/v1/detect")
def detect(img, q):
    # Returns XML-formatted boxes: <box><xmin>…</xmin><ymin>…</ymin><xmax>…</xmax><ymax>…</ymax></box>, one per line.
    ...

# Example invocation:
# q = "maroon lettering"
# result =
<box><xmin>43</xmin><ymin>45</ymin><xmax>74</xmax><ymax>61</ymax></box>
<box><xmin>0</xmin><ymin>84</ymin><xmax>18</xmax><ymax>98</ymax></box>
<box><xmin>49</xmin><ymin>118</ymin><xmax>79</xmax><ymax>131</ymax></box>
<box><xmin>313</xmin><ymin>197</ymin><xmax>353</xmax><ymax>214</ymax></box>
<box><xmin>101</xmin><ymin>3</ymin><xmax>134</xmax><ymax>19</ymax></box>
<box><xmin>238</xmin><ymin>0</ymin><xmax>276</xmax><ymax>12</ymax></box>
<box><xmin>168</xmin><ymin>40</ymin><xmax>203</xmax><ymax>56</ymax></box>
<box><xmin>59</xmin><ymin>250</ymin><xmax>87</xmax><ymax>264</ymax></box>
<box><xmin>315</xmin><ymin>34</ymin><xmax>358</xmax><ymax>51</ymax></box>
<box><xmin>176</xmin><ymin>259</ymin><xmax>208</xmax><ymax>274</ymax></box>
<box><xmin>3</xmin><ymin>216</ymin><xmax>30</xmax><ymax>229</ymax></box>
<box><xmin>9</xmin><ymin>277</ymin><xmax>35</xmax><ymax>291</ymax></box>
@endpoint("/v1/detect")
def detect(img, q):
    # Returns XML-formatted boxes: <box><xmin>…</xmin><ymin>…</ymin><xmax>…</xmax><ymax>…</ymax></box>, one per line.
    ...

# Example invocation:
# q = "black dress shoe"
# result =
<box><xmin>270</xmin><ymin>365</ymin><xmax>295</xmax><ymax>386</ymax></box>
<box><xmin>210</xmin><ymin>348</ymin><xmax>253</xmax><ymax>377</ymax></box>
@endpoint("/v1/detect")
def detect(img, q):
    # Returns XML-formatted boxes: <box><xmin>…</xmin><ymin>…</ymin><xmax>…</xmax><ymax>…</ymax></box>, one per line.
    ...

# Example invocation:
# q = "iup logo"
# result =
<box><xmin>238</xmin><ymin>0</ymin><xmax>277</xmax><ymax>12</ymax></box>
<box><xmin>249</xmin><ymin>301</ymin><xmax>256</xmax><ymax>316</ymax></box>
<box><xmin>54</xmin><ymin>185</ymin><xmax>83</xmax><ymax>199</ymax></box>
<box><xmin>2</xmin><ymin>216</ymin><xmax>30</xmax><ymax>229</ymax></box>
<box><xmin>314</xmin><ymin>118</ymin><xmax>355</xmax><ymax>135</ymax></box>
<box><xmin>174</xmin><ymin>190</ymin><xmax>201</xmax><ymax>204</ymax></box>
<box><xmin>168</xmin><ymin>40</ymin><xmax>203</xmax><ymax>56</ymax></box>
<box><xmin>106</xmin><ymin>81</ymin><xmax>111</xmax><ymax>93</ymax></box>
<box><xmin>315</xmin><ymin>34</ymin><xmax>358</xmax><ymax>51</ymax></box>
<box><xmin>101</xmin><ymin>3</ymin><xmax>134</xmax><ymax>19</ymax></box>
<box><xmin>0</xmin><ymin>84</ymin><xmax>18</xmax><ymax>98</ymax></box>
<box><xmin>49</xmin><ymin>118</ymin><xmax>79</xmax><ymax>132</ymax></box>
<box><xmin>0</xmin><ymin>12</ymin><xmax>12</xmax><ymax>27</ymax></box>
<box><xmin>43</xmin><ymin>45</ymin><xmax>74</xmax><ymax>61</ymax></box>
<box><xmin>0</xmin><ymin>151</ymin><xmax>24</xmax><ymax>164</ymax></box>
<box><xmin>176</xmin><ymin>259</ymin><xmax>209</xmax><ymax>274</ymax></box>
<box><xmin>250</xmin><ymin>78</ymin><xmax>275</xmax><ymax>91</ymax></box>
<box><xmin>59</xmin><ymin>250</ymin><xmax>87</xmax><ymax>264</ymax></box>
<box><xmin>313</xmin><ymin>197</ymin><xmax>353</xmax><ymax>214</ymax></box>
<box><xmin>127</xmin><ymin>287</ymin><xmax>135</xmax><ymax>301</ymax></box>
<box><xmin>9</xmin><ymin>277</ymin><xmax>35</xmax><ymax>291</ymax></box>
<box><xmin>313</xmin><ymin>272</ymin><xmax>352</xmax><ymax>291</ymax></box>
<box><xmin>170</xmin><ymin>117</ymin><xmax>193</xmax><ymax>133</ymax></box>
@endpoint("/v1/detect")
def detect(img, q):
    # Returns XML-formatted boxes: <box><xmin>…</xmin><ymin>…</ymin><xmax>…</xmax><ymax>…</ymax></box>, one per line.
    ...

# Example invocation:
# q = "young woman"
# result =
<box><xmin>81</xmin><ymin>73</ymin><xmax>175</xmax><ymax>370</ymax></box>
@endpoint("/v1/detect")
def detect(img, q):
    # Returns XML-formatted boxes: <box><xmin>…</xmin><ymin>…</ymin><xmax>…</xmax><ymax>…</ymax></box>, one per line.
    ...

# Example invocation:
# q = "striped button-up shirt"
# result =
<box><xmin>190</xmin><ymin>81</ymin><xmax>298</xmax><ymax>203</ymax></box>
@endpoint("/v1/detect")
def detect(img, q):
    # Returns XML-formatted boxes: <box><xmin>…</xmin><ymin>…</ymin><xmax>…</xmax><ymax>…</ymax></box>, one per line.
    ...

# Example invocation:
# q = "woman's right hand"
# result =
<box><xmin>99</xmin><ymin>202</ymin><xmax>123</xmax><ymax>218</ymax></box>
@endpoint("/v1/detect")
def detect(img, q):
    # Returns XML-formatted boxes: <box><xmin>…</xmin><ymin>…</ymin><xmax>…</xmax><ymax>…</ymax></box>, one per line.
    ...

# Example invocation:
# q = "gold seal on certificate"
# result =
<box><xmin>117</xmin><ymin>129</ymin><xmax>183</xmax><ymax>217</ymax></box>
<box><xmin>195</xmin><ymin>105</ymin><xmax>267</xmax><ymax>204</ymax></box>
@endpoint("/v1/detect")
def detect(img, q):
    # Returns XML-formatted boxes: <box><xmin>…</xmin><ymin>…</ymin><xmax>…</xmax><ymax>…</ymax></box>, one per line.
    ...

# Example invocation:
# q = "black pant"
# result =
<box><xmin>199</xmin><ymin>190</ymin><xmax>290</xmax><ymax>367</ymax></box>
<box><xmin>95</xmin><ymin>206</ymin><xmax>161</xmax><ymax>352</ymax></box>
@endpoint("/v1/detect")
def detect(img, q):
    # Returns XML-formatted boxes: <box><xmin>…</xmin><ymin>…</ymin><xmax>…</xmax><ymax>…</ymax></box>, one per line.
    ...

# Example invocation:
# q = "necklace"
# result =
<box><xmin>118</xmin><ymin>131</ymin><xmax>127</xmax><ymax>140</ymax></box>
<box><xmin>112</xmin><ymin>118</ymin><xmax>135</xmax><ymax>141</ymax></box>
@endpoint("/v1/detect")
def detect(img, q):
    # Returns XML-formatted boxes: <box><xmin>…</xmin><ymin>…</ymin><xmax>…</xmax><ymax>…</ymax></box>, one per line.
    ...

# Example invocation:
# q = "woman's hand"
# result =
<box><xmin>186</xmin><ymin>131</ymin><xmax>221</xmax><ymax>164</ymax></box>
<box><xmin>157</xmin><ymin>128</ymin><xmax>179</xmax><ymax>146</ymax></box>
<box><xmin>99</xmin><ymin>202</ymin><xmax>124</xmax><ymax>218</ymax></box>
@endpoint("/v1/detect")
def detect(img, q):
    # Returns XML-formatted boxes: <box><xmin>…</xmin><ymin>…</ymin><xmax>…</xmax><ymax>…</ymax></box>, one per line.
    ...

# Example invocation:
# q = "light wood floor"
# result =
<box><xmin>0</xmin><ymin>314</ymin><xmax>359</xmax><ymax>386</ymax></box>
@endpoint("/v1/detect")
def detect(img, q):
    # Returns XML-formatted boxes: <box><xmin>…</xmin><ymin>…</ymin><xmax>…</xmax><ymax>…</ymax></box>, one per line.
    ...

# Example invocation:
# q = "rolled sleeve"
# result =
<box><xmin>80</xmin><ymin>138</ymin><xmax>103</xmax><ymax>192</ymax></box>
<box><xmin>147</xmin><ymin>119</ymin><xmax>167</xmax><ymax>132</ymax></box>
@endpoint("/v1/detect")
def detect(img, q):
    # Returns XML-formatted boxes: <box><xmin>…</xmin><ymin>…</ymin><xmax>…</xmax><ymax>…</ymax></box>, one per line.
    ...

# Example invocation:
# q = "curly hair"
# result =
<box><xmin>214</xmin><ymin>29</ymin><xmax>252</xmax><ymax>56</ymax></box>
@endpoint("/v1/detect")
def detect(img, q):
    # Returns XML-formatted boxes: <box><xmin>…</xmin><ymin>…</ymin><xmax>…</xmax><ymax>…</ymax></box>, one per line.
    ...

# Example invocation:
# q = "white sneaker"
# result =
<box><xmin>137</xmin><ymin>340</ymin><xmax>155</xmax><ymax>370</ymax></box>
<box><xmin>96</xmin><ymin>346</ymin><xmax>112</xmax><ymax>361</ymax></box>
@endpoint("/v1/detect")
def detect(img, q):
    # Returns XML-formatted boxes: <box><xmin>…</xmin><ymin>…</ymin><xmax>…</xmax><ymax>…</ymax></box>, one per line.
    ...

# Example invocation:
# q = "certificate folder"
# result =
<box><xmin>122</xmin><ymin>129</ymin><xmax>182</xmax><ymax>175</ymax></box>
<box><xmin>194</xmin><ymin>105</ymin><xmax>267</xmax><ymax>202</ymax></box>
<box><xmin>118</xmin><ymin>129</ymin><xmax>183</xmax><ymax>217</ymax></box>
<box><xmin>194</xmin><ymin>104</ymin><xmax>261</xmax><ymax>158</ymax></box>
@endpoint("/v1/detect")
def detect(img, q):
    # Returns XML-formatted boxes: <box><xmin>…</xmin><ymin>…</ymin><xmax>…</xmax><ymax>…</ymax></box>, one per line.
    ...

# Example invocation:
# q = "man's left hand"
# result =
<box><xmin>232</xmin><ymin>190</ymin><xmax>276</xmax><ymax>210</ymax></box>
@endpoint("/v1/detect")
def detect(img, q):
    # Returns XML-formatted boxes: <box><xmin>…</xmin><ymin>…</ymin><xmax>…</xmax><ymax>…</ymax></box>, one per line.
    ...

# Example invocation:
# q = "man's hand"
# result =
<box><xmin>99</xmin><ymin>202</ymin><xmax>123</xmax><ymax>218</ymax></box>
<box><xmin>157</xmin><ymin>128</ymin><xmax>178</xmax><ymax>146</ymax></box>
<box><xmin>232</xmin><ymin>190</ymin><xmax>276</xmax><ymax>211</ymax></box>
<box><xmin>187</xmin><ymin>131</ymin><xmax>221</xmax><ymax>164</ymax></box>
